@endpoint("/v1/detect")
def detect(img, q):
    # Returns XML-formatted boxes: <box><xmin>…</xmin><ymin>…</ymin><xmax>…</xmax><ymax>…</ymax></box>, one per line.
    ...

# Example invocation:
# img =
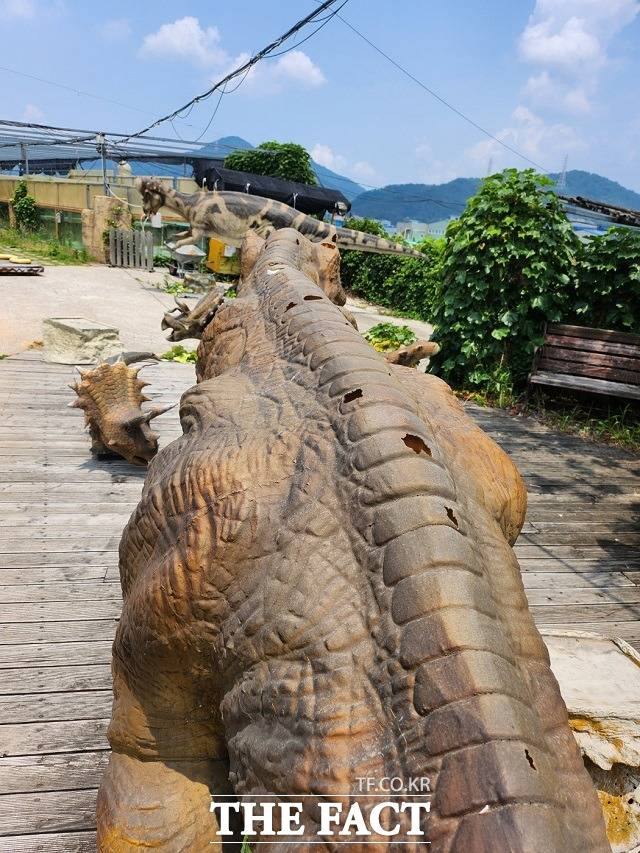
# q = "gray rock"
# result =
<box><xmin>42</xmin><ymin>317</ymin><xmax>123</xmax><ymax>364</ymax></box>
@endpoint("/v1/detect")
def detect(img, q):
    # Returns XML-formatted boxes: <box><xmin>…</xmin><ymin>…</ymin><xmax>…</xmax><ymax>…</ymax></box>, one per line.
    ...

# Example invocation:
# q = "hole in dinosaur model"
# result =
<box><xmin>402</xmin><ymin>434</ymin><xmax>431</xmax><ymax>456</ymax></box>
<box><xmin>525</xmin><ymin>749</ymin><xmax>536</xmax><ymax>770</ymax></box>
<box><xmin>303</xmin><ymin>294</ymin><xmax>322</xmax><ymax>301</ymax></box>
<box><xmin>343</xmin><ymin>389</ymin><xmax>363</xmax><ymax>404</ymax></box>
<box><xmin>285</xmin><ymin>302</ymin><xmax>297</xmax><ymax>312</ymax></box>
<box><xmin>445</xmin><ymin>506</ymin><xmax>459</xmax><ymax>527</ymax></box>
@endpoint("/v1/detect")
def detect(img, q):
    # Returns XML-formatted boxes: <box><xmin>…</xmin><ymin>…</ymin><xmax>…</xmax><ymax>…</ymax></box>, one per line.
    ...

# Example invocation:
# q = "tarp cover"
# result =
<box><xmin>195</xmin><ymin>164</ymin><xmax>351</xmax><ymax>217</ymax></box>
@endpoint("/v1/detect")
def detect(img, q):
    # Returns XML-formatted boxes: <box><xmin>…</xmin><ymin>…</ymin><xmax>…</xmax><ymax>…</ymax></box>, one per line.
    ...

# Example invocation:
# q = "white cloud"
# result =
<box><xmin>519</xmin><ymin>0</ymin><xmax>639</xmax><ymax>72</ymax></box>
<box><xmin>414</xmin><ymin>143</ymin><xmax>458</xmax><ymax>184</ymax></box>
<box><xmin>523</xmin><ymin>71</ymin><xmax>591</xmax><ymax>114</ymax></box>
<box><xmin>352</xmin><ymin>161</ymin><xmax>376</xmax><ymax>182</ymax></box>
<box><xmin>231</xmin><ymin>50</ymin><xmax>326</xmax><ymax>94</ymax></box>
<box><xmin>100</xmin><ymin>17</ymin><xmax>131</xmax><ymax>41</ymax></box>
<box><xmin>140</xmin><ymin>16</ymin><xmax>227</xmax><ymax>67</ymax></box>
<box><xmin>22</xmin><ymin>103</ymin><xmax>44</xmax><ymax>122</ymax></box>
<box><xmin>0</xmin><ymin>0</ymin><xmax>35</xmax><ymax>18</ymax></box>
<box><xmin>311</xmin><ymin>144</ymin><xmax>347</xmax><ymax>171</ymax></box>
<box><xmin>466</xmin><ymin>105</ymin><xmax>585</xmax><ymax>173</ymax></box>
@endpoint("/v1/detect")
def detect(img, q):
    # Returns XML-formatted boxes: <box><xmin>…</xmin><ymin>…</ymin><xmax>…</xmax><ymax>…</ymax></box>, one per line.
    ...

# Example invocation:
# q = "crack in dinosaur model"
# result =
<box><xmin>137</xmin><ymin>176</ymin><xmax>423</xmax><ymax>258</ymax></box>
<box><xmin>70</xmin><ymin>359</ymin><xmax>171</xmax><ymax>466</ymax></box>
<box><xmin>97</xmin><ymin>228</ymin><xmax>608</xmax><ymax>852</ymax></box>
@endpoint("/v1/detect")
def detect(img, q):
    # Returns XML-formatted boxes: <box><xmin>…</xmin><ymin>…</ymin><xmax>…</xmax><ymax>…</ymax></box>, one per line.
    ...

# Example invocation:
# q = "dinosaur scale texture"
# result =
<box><xmin>97</xmin><ymin>228</ymin><xmax>608</xmax><ymax>851</ymax></box>
<box><xmin>70</xmin><ymin>359</ymin><xmax>171</xmax><ymax>466</ymax></box>
<box><xmin>137</xmin><ymin>176</ymin><xmax>423</xmax><ymax>258</ymax></box>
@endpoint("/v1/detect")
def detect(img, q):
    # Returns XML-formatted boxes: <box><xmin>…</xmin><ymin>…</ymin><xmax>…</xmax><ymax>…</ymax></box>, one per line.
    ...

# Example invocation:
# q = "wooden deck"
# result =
<box><xmin>0</xmin><ymin>353</ymin><xmax>638</xmax><ymax>850</ymax></box>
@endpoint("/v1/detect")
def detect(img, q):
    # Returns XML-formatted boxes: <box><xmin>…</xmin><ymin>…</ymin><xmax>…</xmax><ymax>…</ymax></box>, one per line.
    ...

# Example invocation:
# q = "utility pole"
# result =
<box><xmin>96</xmin><ymin>133</ymin><xmax>108</xmax><ymax>194</ymax></box>
<box><xmin>20</xmin><ymin>143</ymin><xmax>29</xmax><ymax>176</ymax></box>
<box><xmin>557</xmin><ymin>154</ymin><xmax>568</xmax><ymax>193</ymax></box>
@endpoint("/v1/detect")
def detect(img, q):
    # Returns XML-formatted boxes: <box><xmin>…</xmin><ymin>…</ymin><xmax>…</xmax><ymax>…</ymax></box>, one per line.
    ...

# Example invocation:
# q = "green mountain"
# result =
<box><xmin>351</xmin><ymin>170</ymin><xmax>640</xmax><ymax>224</ymax></box>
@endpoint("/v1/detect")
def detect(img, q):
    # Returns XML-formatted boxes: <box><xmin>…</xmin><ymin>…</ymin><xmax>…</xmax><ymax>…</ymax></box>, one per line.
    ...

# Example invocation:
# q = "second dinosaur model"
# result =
<box><xmin>137</xmin><ymin>177</ymin><xmax>423</xmax><ymax>257</ymax></box>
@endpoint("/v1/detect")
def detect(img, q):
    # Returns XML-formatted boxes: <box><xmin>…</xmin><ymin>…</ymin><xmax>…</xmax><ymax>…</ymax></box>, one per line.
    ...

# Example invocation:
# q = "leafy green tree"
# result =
<box><xmin>339</xmin><ymin>217</ymin><xmax>444</xmax><ymax>319</ymax></box>
<box><xmin>224</xmin><ymin>141</ymin><xmax>318</xmax><ymax>185</ymax></box>
<box><xmin>575</xmin><ymin>227</ymin><xmax>640</xmax><ymax>331</ymax></box>
<box><xmin>11</xmin><ymin>180</ymin><xmax>39</xmax><ymax>232</ymax></box>
<box><xmin>429</xmin><ymin>168</ymin><xmax>580</xmax><ymax>392</ymax></box>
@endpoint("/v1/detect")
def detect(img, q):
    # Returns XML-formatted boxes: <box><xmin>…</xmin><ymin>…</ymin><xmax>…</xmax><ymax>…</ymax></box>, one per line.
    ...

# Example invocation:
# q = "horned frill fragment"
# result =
<box><xmin>161</xmin><ymin>286</ymin><xmax>226</xmax><ymax>342</ymax></box>
<box><xmin>69</xmin><ymin>359</ymin><xmax>171</xmax><ymax>465</ymax></box>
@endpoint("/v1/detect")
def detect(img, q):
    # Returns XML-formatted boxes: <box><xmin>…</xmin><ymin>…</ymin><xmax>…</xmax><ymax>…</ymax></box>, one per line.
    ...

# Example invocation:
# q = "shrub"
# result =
<box><xmin>11</xmin><ymin>180</ymin><xmax>39</xmax><ymax>232</ymax></box>
<box><xmin>339</xmin><ymin>218</ymin><xmax>444</xmax><ymax>319</ymax></box>
<box><xmin>429</xmin><ymin>168</ymin><xmax>581</xmax><ymax>393</ymax></box>
<box><xmin>574</xmin><ymin>227</ymin><xmax>640</xmax><ymax>331</ymax></box>
<box><xmin>161</xmin><ymin>345</ymin><xmax>197</xmax><ymax>364</ymax></box>
<box><xmin>363</xmin><ymin>322</ymin><xmax>417</xmax><ymax>352</ymax></box>
<box><xmin>224</xmin><ymin>141</ymin><xmax>317</xmax><ymax>186</ymax></box>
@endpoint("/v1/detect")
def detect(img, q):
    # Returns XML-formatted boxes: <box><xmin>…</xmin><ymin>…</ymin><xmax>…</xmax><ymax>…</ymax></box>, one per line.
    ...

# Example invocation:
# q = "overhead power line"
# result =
<box><xmin>115</xmin><ymin>0</ymin><xmax>348</xmax><ymax>145</ymax></box>
<box><xmin>323</xmin><ymin>4</ymin><xmax>549</xmax><ymax>174</ymax></box>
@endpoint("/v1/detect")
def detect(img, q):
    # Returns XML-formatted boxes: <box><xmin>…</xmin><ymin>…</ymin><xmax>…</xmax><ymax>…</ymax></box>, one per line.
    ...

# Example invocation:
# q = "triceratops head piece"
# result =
<box><xmin>69</xmin><ymin>360</ymin><xmax>173</xmax><ymax>466</ymax></box>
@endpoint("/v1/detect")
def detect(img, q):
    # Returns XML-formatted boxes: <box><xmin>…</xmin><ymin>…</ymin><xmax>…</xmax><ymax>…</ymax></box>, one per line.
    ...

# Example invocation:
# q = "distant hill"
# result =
<box><xmin>351</xmin><ymin>170</ymin><xmax>640</xmax><ymax>224</ymax></box>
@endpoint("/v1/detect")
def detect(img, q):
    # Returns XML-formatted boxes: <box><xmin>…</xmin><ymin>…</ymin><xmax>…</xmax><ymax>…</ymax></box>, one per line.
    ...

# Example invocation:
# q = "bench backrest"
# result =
<box><xmin>536</xmin><ymin>323</ymin><xmax>640</xmax><ymax>387</ymax></box>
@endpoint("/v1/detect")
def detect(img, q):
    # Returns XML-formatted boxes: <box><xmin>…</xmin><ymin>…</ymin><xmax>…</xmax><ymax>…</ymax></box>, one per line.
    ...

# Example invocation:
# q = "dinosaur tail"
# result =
<box><xmin>335</xmin><ymin>226</ymin><xmax>424</xmax><ymax>257</ymax></box>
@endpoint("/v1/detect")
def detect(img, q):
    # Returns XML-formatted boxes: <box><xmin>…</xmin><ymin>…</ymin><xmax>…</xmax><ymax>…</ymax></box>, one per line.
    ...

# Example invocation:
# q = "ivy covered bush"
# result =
<box><xmin>340</xmin><ymin>218</ymin><xmax>444</xmax><ymax>319</ymax></box>
<box><xmin>11</xmin><ymin>180</ymin><xmax>39</xmax><ymax>232</ymax></box>
<box><xmin>428</xmin><ymin>169</ymin><xmax>581</xmax><ymax>392</ymax></box>
<box><xmin>575</xmin><ymin>227</ymin><xmax>640</xmax><ymax>332</ymax></box>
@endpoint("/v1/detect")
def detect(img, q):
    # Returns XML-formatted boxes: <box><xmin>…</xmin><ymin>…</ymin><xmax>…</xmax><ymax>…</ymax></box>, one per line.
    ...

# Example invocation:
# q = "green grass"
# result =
<box><xmin>459</xmin><ymin>387</ymin><xmax>640</xmax><ymax>453</ymax></box>
<box><xmin>0</xmin><ymin>227</ymin><xmax>90</xmax><ymax>265</ymax></box>
<box><xmin>363</xmin><ymin>322</ymin><xmax>417</xmax><ymax>352</ymax></box>
<box><xmin>161</xmin><ymin>345</ymin><xmax>197</xmax><ymax>364</ymax></box>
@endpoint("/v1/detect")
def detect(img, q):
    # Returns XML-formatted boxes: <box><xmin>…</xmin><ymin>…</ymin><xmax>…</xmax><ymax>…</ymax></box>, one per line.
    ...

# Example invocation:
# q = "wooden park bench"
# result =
<box><xmin>528</xmin><ymin>323</ymin><xmax>640</xmax><ymax>401</ymax></box>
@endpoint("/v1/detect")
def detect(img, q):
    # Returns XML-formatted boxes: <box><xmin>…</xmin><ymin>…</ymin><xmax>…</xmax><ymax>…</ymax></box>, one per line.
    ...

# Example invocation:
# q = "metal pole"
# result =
<box><xmin>96</xmin><ymin>133</ymin><xmax>107</xmax><ymax>194</ymax></box>
<box><xmin>20</xmin><ymin>143</ymin><xmax>29</xmax><ymax>175</ymax></box>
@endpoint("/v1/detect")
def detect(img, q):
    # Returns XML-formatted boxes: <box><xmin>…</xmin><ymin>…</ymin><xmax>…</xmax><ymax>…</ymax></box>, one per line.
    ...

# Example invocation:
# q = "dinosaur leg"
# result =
<box><xmin>173</xmin><ymin>228</ymin><xmax>204</xmax><ymax>248</ymax></box>
<box><xmin>97</xmin><ymin>614</ymin><xmax>231</xmax><ymax>851</ymax></box>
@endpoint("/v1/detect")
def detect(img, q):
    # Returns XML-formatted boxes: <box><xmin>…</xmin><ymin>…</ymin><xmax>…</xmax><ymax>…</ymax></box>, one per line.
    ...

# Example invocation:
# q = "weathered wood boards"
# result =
<box><xmin>529</xmin><ymin>322</ymin><xmax>640</xmax><ymax>399</ymax></box>
<box><xmin>0</xmin><ymin>351</ymin><xmax>638</xmax><ymax>847</ymax></box>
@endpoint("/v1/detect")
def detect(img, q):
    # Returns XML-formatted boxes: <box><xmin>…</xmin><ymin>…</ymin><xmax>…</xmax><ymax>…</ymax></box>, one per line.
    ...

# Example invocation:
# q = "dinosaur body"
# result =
<box><xmin>137</xmin><ymin>177</ymin><xmax>423</xmax><ymax>257</ymax></box>
<box><xmin>98</xmin><ymin>229</ymin><xmax>608</xmax><ymax>851</ymax></box>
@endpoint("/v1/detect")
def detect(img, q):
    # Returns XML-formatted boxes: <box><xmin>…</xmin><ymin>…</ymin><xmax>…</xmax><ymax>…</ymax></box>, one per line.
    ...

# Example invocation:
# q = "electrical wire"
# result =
<box><xmin>114</xmin><ymin>0</ymin><xmax>348</xmax><ymax>145</ymax></box>
<box><xmin>321</xmin><ymin>3</ymin><xmax>550</xmax><ymax>173</ymax></box>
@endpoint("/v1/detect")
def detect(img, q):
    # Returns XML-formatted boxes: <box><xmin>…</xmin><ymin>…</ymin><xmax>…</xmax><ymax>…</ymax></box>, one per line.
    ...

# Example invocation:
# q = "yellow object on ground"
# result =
<box><xmin>206</xmin><ymin>239</ymin><xmax>240</xmax><ymax>276</ymax></box>
<box><xmin>8</xmin><ymin>257</ymin><xmax>31</xmax><ymax>264</ymax></box>
<box><xmin>0</xmin><ymin>253</ymin><xmax>11</xmax><ymax>260</ymax></box>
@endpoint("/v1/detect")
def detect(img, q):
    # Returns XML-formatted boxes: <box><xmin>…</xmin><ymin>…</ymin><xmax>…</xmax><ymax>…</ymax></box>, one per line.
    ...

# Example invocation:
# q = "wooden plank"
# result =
<box><xmin>538</xmin><ymin>354</ymin><xmax>640</xmax><ymax>386</ymax></box>
<box><xmin>0</xmin><ymin>665</ymin><xmax>111</xmax><ymax>695</ymax></box>
<box><xmin>0</xmin><ymin>582</ymin><xmax>121</xmax><ymax>603</ymax></box>
<box><xmin>530</xmin><ymin>602</ymin><xmax>640</xmax><ymax>623</ymax></box>
<box><xmin>541</xmin><ymin>344</ymin><xmax>640</xmax><ymax>372</ymax></box>
<box><xmin>0</xmin><ymin>752</ymin><xmax>108</xmax><ymax>795</ymax></box>
<box><xmin>0</xmin><ymin>691</ymin><xmax>113</xmax><ymax>725</ymax></box>
<box><xmin>526</xmin><ymin>586</ymin><xmax>640</xmax><ymax>606</ymax></box>
<box><xmin>0</xmin><ymin>566</ymin><xmax>115</xmax><ymax>585</ymax></box>
<box><xmin>0</xmin><ymin>718</ymin><xmax>109</xmax><ymax>757</ymax></box>
<box><xmin>0</xmin><ymin>640</ymin><xmax>113</xmax><ymax>667</ymax></box>
<box><xmin>0</xmin><ymin>830</ymin><xmax>97</xmax><ymax>851</ymax></box>
<box><xmin>522</xmin><ymin>571</ymin><xmax>638</xmax><ymax>589</ymax></box>
<box><xmin>549</xmin><ymin>323</ymin><xmax>640</xmax><ymax>347</ymax></box>
<box><xmin>529</xmin><ymin>370</ymin><xmax>640</xmax><ymax>399</ymax></box>
<box><xmin>0</xmin><ymin>601</ymin><xmax>121</xmax><ymax>624</ymax></box>
<box><xmin>0</xmin><ymin>619</ymin><xmax>117</xmax><ymax>644</ymax></box>
<box><xmin>0</xmin><ymin>789</ymin><xmax>98</xmax><ymax>835</ymax></box>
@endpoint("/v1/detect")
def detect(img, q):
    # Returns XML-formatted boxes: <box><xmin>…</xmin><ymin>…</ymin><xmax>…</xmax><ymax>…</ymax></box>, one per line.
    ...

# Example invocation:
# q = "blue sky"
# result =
<box><xmin>2</xmin><ymin>0</ymin><xmax>640</xmax><ymax>190</ymax></box>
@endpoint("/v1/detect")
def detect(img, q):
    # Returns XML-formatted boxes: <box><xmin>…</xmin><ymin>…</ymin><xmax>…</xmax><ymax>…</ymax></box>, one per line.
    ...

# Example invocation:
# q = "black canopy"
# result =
<box><xmin>193</xmin><ymin>163</ymin><xmax>351</xmax><ymax>217</ymax></box>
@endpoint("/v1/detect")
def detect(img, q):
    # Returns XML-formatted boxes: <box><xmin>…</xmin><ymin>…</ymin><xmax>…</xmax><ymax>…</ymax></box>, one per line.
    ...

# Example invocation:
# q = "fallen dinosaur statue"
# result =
<box><xmin>97</xmin><ymin>228</ymin><xmax>608</xmax><ymax>851</ymax></box>
<box><xmin>69</xmin><ymin>358</ymin><xmax>171</xmax><ymax>466</ymax></box>
<box><xmin>161</xmin><ymin>286</ymin><xmax>226</xmax><ymax>342</ymax></box>
<box><xmin>384</xmin><ymin>339</ymin><xmax>440</xmax><ymax>367</ymax></box>
<box><xmin>137</xmin><ymin>176</ymin><xmax>423</xmax><ymax>257</ymax></box>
